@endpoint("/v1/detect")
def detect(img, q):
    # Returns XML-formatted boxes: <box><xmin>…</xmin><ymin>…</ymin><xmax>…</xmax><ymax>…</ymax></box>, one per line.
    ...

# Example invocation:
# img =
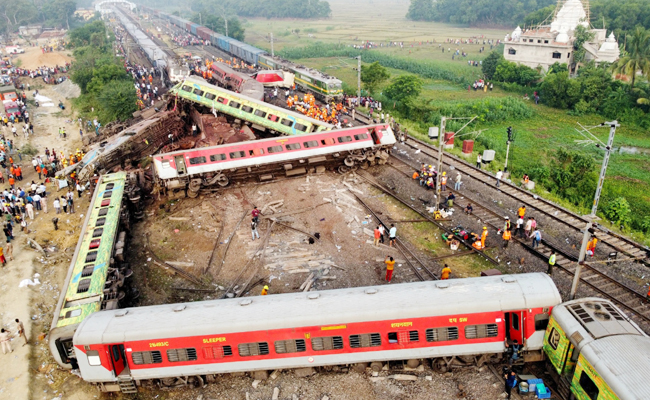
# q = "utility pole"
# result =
<box><xmin>225</xmin><ymin>18</ymin><xmax>228</xmax><ymax>38</ymax></box>
<box><xmin>270</xmin><ymin>33</ymin><xmax>274</xmax><ymax>57</ymax></box>
<box><xmin>357</xmin><ymin>55</ymin><xmax>361</xmax><ymax>102</ymax></box>
<box><xmin>569</xmin><ymin>120</ymin><xmax>619</xmax><ymax>299</ymax></box>
<box><xmin>435</xmin><ymin>116</ymin><xmax>477</xmax><ymax>210</ymax></box>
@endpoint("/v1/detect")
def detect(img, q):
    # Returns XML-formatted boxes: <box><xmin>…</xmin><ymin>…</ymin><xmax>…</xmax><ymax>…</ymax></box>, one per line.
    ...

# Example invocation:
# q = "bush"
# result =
<box><xmin>20</xmin><ymin>143</ymin><xmax>39</xmax><ymax>157</ymax></box>
<box><xmin>604</xmin><ymin>197</ymin><xmax>632</xmax><ymax>229</ymax></box>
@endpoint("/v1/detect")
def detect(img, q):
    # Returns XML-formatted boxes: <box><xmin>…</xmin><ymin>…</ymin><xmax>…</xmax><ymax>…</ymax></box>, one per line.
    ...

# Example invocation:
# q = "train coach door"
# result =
<box><xmin>110</xmin><ymin>344</ymin><xmax>128</xmax><ymax>376</ymax></box>
<box><xmin>506</xmin><ymin>311</ymin><xmax>524</xmax><ymax>345</ymax></box>
<box><xmin>174</xmin><ymin>156</ymin><xmax>187</xmax><ymax>176</ymax></box>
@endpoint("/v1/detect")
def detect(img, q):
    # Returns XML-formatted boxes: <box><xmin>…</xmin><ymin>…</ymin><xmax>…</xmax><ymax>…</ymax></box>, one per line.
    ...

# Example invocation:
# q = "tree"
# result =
<box><xmin>611</xmin><ymin>27</ymin><xmax>650</xmax><ymax>88</ymax></box>
<box><xmin>360</xmin><ymin>62</ymin><xmax>390</xmax><ymax>95</ymax></box>
<box><xmin>384</xmin><ymin>75</ymin><xmax>423</xmax><ymax>102</ymax></box>
<box><xmin>604</xmin><ymin>197</ymin><xmax>632</xmax><ymax>229</ymax></box>
<box><xmin>572</xmin><ymin>25</ymin><xmax>596</xmax><ymax>64</ymax></box>
<box><xmin>523</xmin><ymin>4</ymin><xmax>555</xmax><ymax>27</ymax></box>
<box><xmin>406</xmin><ymin>0</ymin><xmax>436</xmax><ymax>21</ymax></box>
<box><xmin>97</xmin><ymin>80</ymin><xmax>138</xmax><ymax>122</ymax></box>
<box><xmin>540</xmin><ymin>71</ymin><xmax>581</xmax><ymax>109</ymax></box>
<box><xmin>481</xmin><ymin>51</ymin><xmax>504</xmax><ymax>80</ymax></box>
<box><xmin>547</xmin><ymin>62</ymin><xmax>568</xmax><ymax>75</ymax></box>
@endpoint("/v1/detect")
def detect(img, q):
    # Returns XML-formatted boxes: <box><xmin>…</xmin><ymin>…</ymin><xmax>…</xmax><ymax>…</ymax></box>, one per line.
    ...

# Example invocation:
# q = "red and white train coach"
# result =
<box><xmin>152</xmin><ymin>123</ymin><xmax>395</xmax><ymax>196</ymax></box>
<box><xmin>73</xmin><ymin>273</ymin><xmax>560</xmax><ymax>392</ymax></box>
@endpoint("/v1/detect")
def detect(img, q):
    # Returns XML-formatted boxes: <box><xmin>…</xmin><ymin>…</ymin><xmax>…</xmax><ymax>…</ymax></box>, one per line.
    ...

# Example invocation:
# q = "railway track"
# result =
<box><xmin>397</xmin><ymin>136</ymin><xmax>650</xmax><ymax>268</ymax></box>
<box><xmin>387</xmin><ymin>155</ymin><xmax>650</xmax><ymax>333</ymax></box>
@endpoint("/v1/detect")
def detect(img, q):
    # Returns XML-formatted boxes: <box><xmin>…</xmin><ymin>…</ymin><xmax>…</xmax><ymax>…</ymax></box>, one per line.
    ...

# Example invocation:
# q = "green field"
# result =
<box><xmin>241</xmin><ymin>0</ymin><xmax>650</xmax><ymax>241</ymax></box>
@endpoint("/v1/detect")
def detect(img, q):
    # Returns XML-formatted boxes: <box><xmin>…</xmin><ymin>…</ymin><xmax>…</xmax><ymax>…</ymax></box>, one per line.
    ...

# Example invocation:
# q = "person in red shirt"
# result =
<box><xmin>251</xmin><ymin>207</ymin><xmax>260</xmax><ymax>223</ymax></box>
<box><xmin>373</xmin><ymin>226</ymin><xmax>381</xmax><ymax>246</ymax></box>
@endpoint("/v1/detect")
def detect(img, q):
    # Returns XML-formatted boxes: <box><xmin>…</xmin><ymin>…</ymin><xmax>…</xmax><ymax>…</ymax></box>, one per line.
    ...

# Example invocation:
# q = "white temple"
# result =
<box><xmin>503</xmin><ymin>0</ymin><xmax>619</xmax><ymax>72</ymax></box>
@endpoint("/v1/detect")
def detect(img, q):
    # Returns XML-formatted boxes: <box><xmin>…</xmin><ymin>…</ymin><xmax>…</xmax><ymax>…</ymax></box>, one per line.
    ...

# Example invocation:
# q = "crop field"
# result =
<box><xmin>242</xmin><ymin>0</ymin><xmax>650</xmax><ymax>241</ymax></box>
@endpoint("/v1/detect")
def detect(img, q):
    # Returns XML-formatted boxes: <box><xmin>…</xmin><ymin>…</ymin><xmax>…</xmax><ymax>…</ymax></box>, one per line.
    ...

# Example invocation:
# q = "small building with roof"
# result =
<box><xmin>503</xmin><ymin>0</ymin><xmax>619</xmax><ymax>72</ymax></box>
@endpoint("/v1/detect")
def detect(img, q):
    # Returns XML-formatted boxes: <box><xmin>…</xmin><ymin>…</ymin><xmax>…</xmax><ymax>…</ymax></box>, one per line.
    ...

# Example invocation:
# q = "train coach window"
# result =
<box><xmin>210</xmin><ymin>154</ymin><xmax>227</xmax><ymax>162</ymax></box>
<box><xmin>354</xmin><ymin>133</ymin><xmax>369</xmax><ymax>140</ymax></box>
<box><xmin>229</xmin><ymin>151</ymin><xmax>246</xmax><ymax>159</ymax></box>
<box><xmin>426</xmin><ymin>327</ymin><xmax>460</xmax><ymax>342</ymax></box>
<box><xmin>321</xmin><ymin>138</ymin><xmax>335</xmax><ymax>146</ymax></box>
<box><xmin>579</xmin><ymin>371</ymin><xmax>599</xmax><ymax>400</ymax></box>
<box><xmin>204</xmin><ymin>92</ymin><xmax>216</xmax><ymax>100</ymax></box>
<box><xmin>388</xmin><ymin>330</ymin><xmax>419</xmax><ymax>344</ymax></box>
<box><xmin>535</xmin><ymin>314</ymin><xmax>550</xmax><ymax>331</ymax></box>
<box><xmin>85</xmin><ymin>251</ymin><xmax>98</xmax><ymax>263</ymax></box>
<box><xmin>267</xmin><ymin>145</ymin><xmax>283</xmax><ymax>154</ymax></box>
<box><xmin>238</xmin><ymin>342</ymin><xmax>270</xmax><ymax>357</ymax></box>
<box><xmin>465</xmin><ymin>324</ymin><xmax>498</xmax><ymax>339</ymax></box>
<box><xmin>181</xmin><ymin>85</ymin><xmax>193</xmax><ymax>92</ymax></box>
<box><xmin>81</xmin><ymin>264</ymin><xmax>95</xmax><ymax>278</ymax></box>
<box><xmin>189</xmin><ymin>156</ymin><xmax>207</xmax><ymax>165</ymax></box>
<box><xmin>254</xmin><ymin>110</ymin><xmax>267</xmax><ymax>118</ymax></box>
<box><xmin>311</xmin><ymin>336</ymin><xmax>344</xmax><ymax>351</ymax></box>
<box><xmin>167</xmin><ymin>348</ymin><xmax>198</xmax><ymax>362</ymax></box>
<box><xmin>86</xmin><ymin>350</ymin><xmax>101</xmax><ymax>366</ymax></box>
<box><xmin>349</xmin><ymin>333</ymin><xmax>381</xmax><ymax>348</ymax></box>
<box><xmin>217</xmin><ymin>97</ymin><xmax>228</xmax><ymax>105</ymax></box>
<box><xmin>241</xmin><ymin>105</ymin><xmax>254</xmax><ymax>113</ymax></box>
<box><xmin>249</xmin><ymin>148</ymin><xmax>265</xmax><ymax>156</ymax></box>
<box><xmin>229</xmin><ymin>101</ymin><xmax>241</xmax><ymax>109</ymax></box>
<box><xmin>98</xmin><ymin>208</ymin><xmax>109</xmax><ymax>217</ymax></box>
<box><xmin>92</xmin><ymin>228</ymin><xmax>103</xmax><ymax>238</ymax></box>
<box><xmin>267</xmin><ymin>114</ymin><xmax>279</xmax><ymax>122</ymax></box>
<box><xmin>202</xmin><ymin>345</ymin><xmax>233</xmax><ymax>359</ymax></box>
<box><xmin>77</xmin><ymin>278</ymin><xmax>91</xmax><ymax>293</ymax></box>
<box><xmin>193</xmin><ymin>89</ymin><xmax>204</xmax><ymax>96</ymax></box>
<box><xmin>303</xmin><ymin>141</ymin><xmax>319</xmax><ymax>148</ymax></box>
<box><xmin>102</xmin><ymin>191</ymin><xmax>112</xmax><ymax>198</ymax></box>
<box><xmin>96</xmin><ymin>218</ymin><xmax>106</xmax><ymax>227</ymax></box>
<box><xmin>337</xmin><ymin>136</ymin><xmax>353</xmax><ymax>143</ymax></box>
<box><xmin>105</xmin><ymin>183</ymin><xmax>115</xmax><ymax>190</ymax></box>
<box><xmin>132</xmin><ymin>351</ymin><xmax>163</xmax><ymax>365</ymax></box>
<box><xmin>281</xmin><ymin>118</ymin><xmax>294</xmax><ymax>127</ymax></box>
<box><xmin>274</xmin><ymin>339</ymin><xmax>307</xmax><ymax>354</ymax></box>
<box><xmin>294</xmin><ymin>123</ymin><xmax>308</xmax><ymax>132</ymax></box>
<box><xmin>285</xmin><ymin>143</ymin><xmax>301</xmax><ymax>151</ymax></box>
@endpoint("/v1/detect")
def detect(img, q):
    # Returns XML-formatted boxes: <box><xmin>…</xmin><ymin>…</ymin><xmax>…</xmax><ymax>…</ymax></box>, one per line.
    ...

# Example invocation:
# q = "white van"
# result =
<box><xmin>5</xmin><ymin>46</ymin><xmax>25</xmax><ymax>54</ymax></box>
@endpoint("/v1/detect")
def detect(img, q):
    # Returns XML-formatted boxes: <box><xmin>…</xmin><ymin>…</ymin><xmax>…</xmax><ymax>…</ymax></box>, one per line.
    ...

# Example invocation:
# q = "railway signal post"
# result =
<box><xmin>570</xmin><ymin>120</ymin><xmax>619</xmax><ymax>300</ymax></box>
<box><xmin>504</xmin><ymin>126</ymin><xmax>514</xmax><ymax>172</ymax></box>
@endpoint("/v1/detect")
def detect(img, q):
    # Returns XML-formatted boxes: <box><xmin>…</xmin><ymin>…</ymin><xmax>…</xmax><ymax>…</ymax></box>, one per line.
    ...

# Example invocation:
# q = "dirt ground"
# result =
<box><xmin>0</xmin><ymin>58</ymin><xmax>89</xmax><ymax>399</ymax></box>
<box><xmin>14</xmin><ymin>45</ymin><xmax>72</xmax><ymax>69</ymax></box>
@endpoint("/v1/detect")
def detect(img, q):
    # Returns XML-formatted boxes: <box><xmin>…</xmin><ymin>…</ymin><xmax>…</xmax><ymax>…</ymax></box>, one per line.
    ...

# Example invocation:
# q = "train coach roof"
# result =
<box><xmin>175</xmin><ymin>77</ymin><xmax>333</xmax><ymax>128</ymax></box>
<box><xmin>581</xmin><ymin>335</ymin><xmax>650</xmax><ymax>399</ymax></box>
<box><xmin>74</xmin><ymin>273</ymin><xmax>560</xmax><ymax>344</ymax></box>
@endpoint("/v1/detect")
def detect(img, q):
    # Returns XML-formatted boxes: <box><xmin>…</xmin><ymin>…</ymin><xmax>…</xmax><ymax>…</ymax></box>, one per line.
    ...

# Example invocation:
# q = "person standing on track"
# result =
<box><xmin>524</xmin><ymin>217</ymin><xmax>533</xmax><ymax>238</ymax></box>
<box><xmin>481</xmin><ymin>226</ymin><xmax>488</xmax><ymax>248</ymax></box>
<box><xmin>504</xmin><ymin>370</ymin><xmax>518</xmax><ymax>400</ymax></box>
<box><xmin>454</xmin><ymin>172</ymin><xmax>462</xmax><ymax>190</ymax></box>
<box><xmin>517</xmin><ymin>205</ymin><xmax>526</xmax><ymax>219</ymax></box>
<box><xmin>502</xmin><ymin>228</ymin><xmax>512</xmax><ymax>248</ymax></box>
<box><xmin>495</xmin><ymin>169</ymin><xmax>503</xmax><ymax>187</ymax></box>
<box><xmin>373</xmin><ymin>226</ymin><xmax>381</xmax><ymax>247</ymax></box>
<box><xmin>251</xmin><ymin>218</ymin><xmax>260</xmax><ymax>241</ymax></box>
<box><xmin>548</xmin><ymin>251</ymin><xmax>556</xmax><ymax>275</ymax></box>
<box><xmin>378</xmin><ymin>224</ymin><xmax>385</xmax><ymax>244</ymax></box>
<box><xmin>389</xmin><ymin>224</ymin><xmax>397</xmax><ymax>247</ymax></box>
<box><xmin>586</xmin><ymin>236</ymin><xmax>598</xmax><ymax>257</ymax></box>
<box><xmin>440</xmin><ymin>172</ymin><xmax>447</xmax><ymax>191</ymax></box>
<box><xmin>476</xmin><ymin>154</ymin><xmax>482</xmax><ymax>169</ymax></box>
<box><xmin>251</xmin><ymin>206</ymin><xmax>260</xmax><ymax>223</ymax></box>
<box><xmin>441</xmin><ymin>264</ymin><xmax>451</xmax><ymax>280</ymax></box>
<box><xmin>531</xmin><ymin>227</ymin><xmax>542</xmax><ymax>248</ymax></box>
<box><xmin>384</xmin><ymin>256</ymin><xmax>395</xmax><ymax>283</ymax></box>
<box><xmin>514</xmin><ymin>216</ymin><xmax>524</xmax><ymax>238</ymax></box>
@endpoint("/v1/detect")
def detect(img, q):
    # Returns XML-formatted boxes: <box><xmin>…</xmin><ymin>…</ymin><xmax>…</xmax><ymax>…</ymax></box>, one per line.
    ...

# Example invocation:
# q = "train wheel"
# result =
<box><xmin>187</xmin><ymin>189</ymin><xmax>199</xmax><ymax>198</ymax></box>
<box><xmin>432</xmin><ymin>358</ymin><xmax>447</xmax><ymax>373</ymax></box>
<box><xmin>344</xmin><ymin>157</ymin><xmax>355</xmax><ymax>167</ymax></box>
<box><xmin>352</xmin><ymin>363</ymin><xmax>368</xmax><ymax>373</ymax></box>
<box><xmin>188</xmin><ymin>375</ymin><xmax>204</xmax><ymax>388</ymax></box>
<box><xmin>406</xmin><ymin>359</ymin><xmax>420</xmax><ymax>368</ymax></box>
<box><xmin>359</xmin><ymin>161</ymin><xmax>369</xmax><ymax>170</ymax></box>
<box><xmin>370</xmin><ymin>362</ymin><xmax>383</xmax><ymax>372</ymax></box>
<box><xmin>216</xmin><ymin>174</ymin><xmax>229</xmax><ymax>187</ymax></box>
<box><xmin>338</xmin><ymin>165</ymin><xmax>350</xmax><ymax>174</ymax></box>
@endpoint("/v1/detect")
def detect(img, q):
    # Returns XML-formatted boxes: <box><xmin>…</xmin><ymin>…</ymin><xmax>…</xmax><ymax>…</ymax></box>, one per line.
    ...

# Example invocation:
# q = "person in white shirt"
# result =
<box><xmin>496</xmin><ymin>170</ymin><xmax>503</xmax><ymax>187</ymax></box>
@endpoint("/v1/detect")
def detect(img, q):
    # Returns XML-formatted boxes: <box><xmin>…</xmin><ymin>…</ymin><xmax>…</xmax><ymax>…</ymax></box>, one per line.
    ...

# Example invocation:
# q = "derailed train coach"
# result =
<box><xmin>72</xmin><ymin>274</ymin><xmax>561</xmax><ymax>393</ymax></box>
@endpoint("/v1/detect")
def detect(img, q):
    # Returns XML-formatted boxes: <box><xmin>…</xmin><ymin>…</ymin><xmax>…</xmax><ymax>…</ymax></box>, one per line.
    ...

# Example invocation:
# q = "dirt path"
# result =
<box><xmin>0</xmin><ymin>55</ymin><xmax>87</xmax><ymax>398</ymax></box>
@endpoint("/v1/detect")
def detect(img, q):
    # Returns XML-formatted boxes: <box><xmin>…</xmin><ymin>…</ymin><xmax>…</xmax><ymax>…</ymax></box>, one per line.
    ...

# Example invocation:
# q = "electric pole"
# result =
<box><xmin>569</xmin><ymin>120</ymin><xmax>619</xmax><ymax>299</ymax></box>
<box><xmin>435</xmin><ymin>116</ymin><xmax>477</xmax><ymax>210</ymax></box>
<box><xmin>357</xmin><ymin>55</ymin><xmax>361</xmax><ymax>101</ymax></box>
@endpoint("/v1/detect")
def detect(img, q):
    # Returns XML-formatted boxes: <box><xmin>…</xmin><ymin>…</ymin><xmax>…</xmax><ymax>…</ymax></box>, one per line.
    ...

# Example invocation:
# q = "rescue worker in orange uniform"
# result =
<box><xmin>481</xmin><ymin>227</ymin><xmax>488</xmax><ymax>248</ymax></box>
<box><xmin>440</xmin><ymin>264</ymin><xmax>451</xmax><ymax>280</ymax></box>
<box><xmin>261</xmin><ymin>285</ymin><xmax>269</xmax><ymax>295</ymax></box>
<box><xmin>586</xmin><ymin>236</ymin><xmax>598</xmax><ymax>256</ymax></box>
<box><xmin>502</xmin><ymin>229</ymin><xmax>512</xmax><ymax>248</ymax></box>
